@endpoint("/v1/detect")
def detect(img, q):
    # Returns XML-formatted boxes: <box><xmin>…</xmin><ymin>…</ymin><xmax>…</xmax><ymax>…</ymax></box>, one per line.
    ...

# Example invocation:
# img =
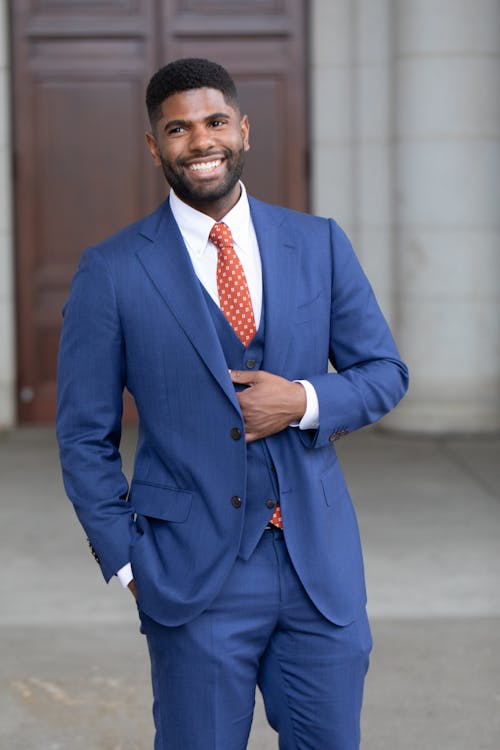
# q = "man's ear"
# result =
<box><xmin>145</xmin><ymin>131</ymin><xmax>162</xmax><ymax>166</ymax></box>
<box><xmin>241</xmin><ymin>114</ymin><xmax>250</xmax><ymax>153</ymax></box>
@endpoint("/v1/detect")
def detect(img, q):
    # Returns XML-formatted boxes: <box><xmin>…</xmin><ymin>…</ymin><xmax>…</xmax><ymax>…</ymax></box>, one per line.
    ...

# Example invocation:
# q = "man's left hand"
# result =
<box><xmin>230</xmin><ymin>370</ymin><xmax>306</xmax><ymax>442</ymax></box>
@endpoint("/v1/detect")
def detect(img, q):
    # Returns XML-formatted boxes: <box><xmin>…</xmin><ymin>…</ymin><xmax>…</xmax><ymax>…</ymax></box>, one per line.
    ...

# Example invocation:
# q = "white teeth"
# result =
<box><xmin>189</xmin><ymin>160</ymin><xmax>221</xmax><ymax>172</ymax></box>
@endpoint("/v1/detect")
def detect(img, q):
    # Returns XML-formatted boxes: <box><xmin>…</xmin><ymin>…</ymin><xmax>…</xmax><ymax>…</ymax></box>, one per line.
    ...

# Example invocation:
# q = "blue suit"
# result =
<box><xmin>57</xmin><ymin>196</ymin><xmax>408</xmax><ymax>748</ymax></box>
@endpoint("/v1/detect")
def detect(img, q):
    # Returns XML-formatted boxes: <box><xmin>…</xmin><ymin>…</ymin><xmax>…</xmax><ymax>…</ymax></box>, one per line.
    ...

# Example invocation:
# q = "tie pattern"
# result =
<box><xmin>210</xmin><ymin>222</ymin><xmax>256</xmax><ymax>347</ymax></box>
<box><xmin>270</xmin><ymin>504</ymin><xmax>283</xmax><ymax>529</ymax></box>
<box><xmin>209</xmin><ymin>222</ymin><xmax>283</xmax><ymax>531</ymax></box>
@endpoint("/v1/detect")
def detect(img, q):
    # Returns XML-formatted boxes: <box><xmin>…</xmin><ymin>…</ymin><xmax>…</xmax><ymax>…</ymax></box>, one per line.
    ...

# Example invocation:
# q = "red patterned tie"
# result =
<box><xmin>210</xmin><ymin>222</ymin><xmax>256</xmax><ymax>346</ymax></box>
<box><xmin>269</xmin><ymin>503</ymin><xmax>283</xmax><ymax>529</ymax></box>
<box><xmin>209</xmin><ymin>222</ymin><xmax>283</xmax><ymax>530</ymax></box>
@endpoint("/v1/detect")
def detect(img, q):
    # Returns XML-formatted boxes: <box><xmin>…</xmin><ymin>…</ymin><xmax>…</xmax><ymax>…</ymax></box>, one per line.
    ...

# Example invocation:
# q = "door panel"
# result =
<box><xmin>163</xmin><ymin>0</ymin><xmax>308</xmax><ymax>209</ymax></box>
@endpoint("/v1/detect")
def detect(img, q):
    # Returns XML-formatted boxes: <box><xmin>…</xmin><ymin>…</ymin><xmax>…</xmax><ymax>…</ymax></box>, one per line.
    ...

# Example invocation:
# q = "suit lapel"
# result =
<box><xmin>249</xmin><ymin>198</ymin><xmax>299</xmax><ymax>375</ymax></box>
<box><xmin>135</xmin><ymin>200</ymin><xmax>239</xmax><ymax>412</ymax></box>
<box><xmin>135</xmin><ymin>197</ymin><xmax>299</xmax><ymax>406</ymax></box>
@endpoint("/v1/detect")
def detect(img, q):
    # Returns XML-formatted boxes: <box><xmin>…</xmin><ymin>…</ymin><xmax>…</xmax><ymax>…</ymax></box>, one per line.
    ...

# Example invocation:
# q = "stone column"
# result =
<box><xmin>310</xmin><ymin>1</ymin><xmax>356</xmax><ymax>236</ymax></box>
<box><xmin>352</xmin><ymin>0</ymin><xmax>395</xmax><ymax>324</ymax></box>
<box><xmin>310</xmin><ymin>0</ymin><xmax>395</xmax><ymax>324</ymax></box>
<box><xmin>0</xmin><ymin>1</ymin><xmax>16</xmax><ymax>429</ymax></box>
<box><xmin>387</xmin><ymin>0</ymin><xmax>500</xmax><ymax>432</ymax></box>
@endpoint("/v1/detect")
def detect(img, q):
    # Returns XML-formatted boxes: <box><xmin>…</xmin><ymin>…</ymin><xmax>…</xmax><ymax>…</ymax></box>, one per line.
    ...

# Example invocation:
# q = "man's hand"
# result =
<box><xmin>128</xmin><ymin>579</ymin><xmax>138</xmax><ymax>601</ymax></box>
<box><xmin>230</xmin><ymin>370</ymin><xmax>306</xmax><ymax>442</ymax></box>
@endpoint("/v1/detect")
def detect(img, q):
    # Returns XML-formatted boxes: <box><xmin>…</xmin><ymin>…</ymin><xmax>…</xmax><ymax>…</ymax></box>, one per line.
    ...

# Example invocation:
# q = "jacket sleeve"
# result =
<box><xmin>302</xmin><ymin>219</ymin><xmax>409</xmax><ymax>448</ymax></box>
<box><xmin>56</xmin><ymin>247</ymin><xmax>134</xmax><ymax>582</ymax></box>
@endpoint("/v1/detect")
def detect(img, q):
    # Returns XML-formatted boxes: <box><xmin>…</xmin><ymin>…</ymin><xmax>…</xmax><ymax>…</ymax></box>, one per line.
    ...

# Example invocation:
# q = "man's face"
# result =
<box><xmin>146</xmin><ymin>87</ymin><xmax>250</xmax><ymax>219</ymax></box>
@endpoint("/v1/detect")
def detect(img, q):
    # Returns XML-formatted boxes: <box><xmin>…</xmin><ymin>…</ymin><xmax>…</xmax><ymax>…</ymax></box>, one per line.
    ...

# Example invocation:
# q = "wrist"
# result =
<box><xmin>290</xmin><ymin>381</ymin><xmax>307</xmax><ymax>422</ymax></box>
<box><xmin>293</xmin><ymin>379</ymin><xmax>319</xmax><ymax>430</ymax></box>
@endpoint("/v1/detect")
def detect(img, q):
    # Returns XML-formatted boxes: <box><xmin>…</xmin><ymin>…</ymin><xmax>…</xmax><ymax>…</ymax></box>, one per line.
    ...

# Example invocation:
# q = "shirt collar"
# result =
<box><xmin>169</xmin><ymin>182</ymin><xmax>252</xmax><ymax>257</ymax></box>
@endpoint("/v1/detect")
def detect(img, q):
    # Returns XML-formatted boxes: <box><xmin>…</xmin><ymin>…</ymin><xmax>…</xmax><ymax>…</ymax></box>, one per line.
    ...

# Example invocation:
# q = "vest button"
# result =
<box><xmin>246</xmin><ymin>359</ymin><xmax>256</xmax><ymax>369</ymax></box>
<box><xmin>230</xmin><ymin>427</ymin><xmax>242</xmax><ymax>440</ymax></box>
<box><xmin>265</xmin><ymin>499</ymin><xmax>275</xmax><ymax>509</ymax></box>
<box><xmin>231</xmin><ymin>496</ymin><xmax>242</xmax><ymax>509</ymax></box>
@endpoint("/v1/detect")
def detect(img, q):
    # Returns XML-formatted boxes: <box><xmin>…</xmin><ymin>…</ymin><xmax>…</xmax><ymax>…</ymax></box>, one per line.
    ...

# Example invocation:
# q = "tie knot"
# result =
<box><xmin>209</xmin><ymin>222</ymin><xmax>233</xmax><ymax>251</ymax></box>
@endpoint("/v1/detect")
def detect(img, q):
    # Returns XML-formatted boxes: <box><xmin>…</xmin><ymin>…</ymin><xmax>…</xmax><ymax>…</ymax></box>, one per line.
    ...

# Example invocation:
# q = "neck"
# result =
<box><xmin>175</xmin><ymin>184</ymin><xmax>242</xmax><ymax>222</ymax></box>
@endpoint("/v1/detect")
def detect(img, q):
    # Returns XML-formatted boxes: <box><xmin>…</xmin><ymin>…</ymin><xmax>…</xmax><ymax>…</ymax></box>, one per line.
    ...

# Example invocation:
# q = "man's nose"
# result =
<box><xmin>188</xmin><ymin>124</ymin><xmax>215</xmax><ymax>153</ymax></box>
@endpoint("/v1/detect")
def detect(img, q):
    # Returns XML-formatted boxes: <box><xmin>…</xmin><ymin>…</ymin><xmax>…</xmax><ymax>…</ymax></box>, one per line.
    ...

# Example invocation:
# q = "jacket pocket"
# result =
<box><xmin>130</xmin><ymin>480</ymin><xmax>192</xmax><ymax>522</ymax></box>
<box><xmin>320</xmin><ymin>459</ymin><xmax>347</xmax><ymax>508</ymax></box>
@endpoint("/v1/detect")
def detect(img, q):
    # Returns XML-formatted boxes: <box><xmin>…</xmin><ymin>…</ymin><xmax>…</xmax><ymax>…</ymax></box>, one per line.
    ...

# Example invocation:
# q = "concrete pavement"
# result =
<box><xmin>1</xmin><ymin>426</ymin><xmax>499</xmax><ymax>749</ymax></box>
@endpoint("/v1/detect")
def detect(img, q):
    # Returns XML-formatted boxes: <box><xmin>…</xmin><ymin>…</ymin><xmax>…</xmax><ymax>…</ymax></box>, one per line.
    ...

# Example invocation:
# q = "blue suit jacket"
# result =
<box><xmin>57</xmin><ymin>196</ymin><xmax>408</xmax><ymax>627</ymax></box>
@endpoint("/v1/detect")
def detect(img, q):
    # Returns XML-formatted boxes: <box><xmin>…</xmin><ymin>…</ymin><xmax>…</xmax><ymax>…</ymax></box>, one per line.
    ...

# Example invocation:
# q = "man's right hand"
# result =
<box><xmin>128</xmin><ymin>579</ymin><xmax>138</xmax><ymax>601</ymax></box>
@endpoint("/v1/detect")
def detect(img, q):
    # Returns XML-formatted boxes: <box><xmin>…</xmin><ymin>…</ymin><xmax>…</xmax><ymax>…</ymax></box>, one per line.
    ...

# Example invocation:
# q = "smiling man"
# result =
<box><xmin>57</xmin><ymin>58</ymin><xmax>408</xmax><ymax>750</ymax></box>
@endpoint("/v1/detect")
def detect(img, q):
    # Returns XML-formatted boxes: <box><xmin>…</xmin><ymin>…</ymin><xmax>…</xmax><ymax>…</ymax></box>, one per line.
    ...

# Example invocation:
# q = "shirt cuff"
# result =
<box><xmin>290</xmin><ymin>379</ymin><xmax>320</xmax><ymax>430</ymax></box>
<box><xmin>116</xmin><ymin>562</ymin><xmax>134</xmax><ymax>588</ymax></box>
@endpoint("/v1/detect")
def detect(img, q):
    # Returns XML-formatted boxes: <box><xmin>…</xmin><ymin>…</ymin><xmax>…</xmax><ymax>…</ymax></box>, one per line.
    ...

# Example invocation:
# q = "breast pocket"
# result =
<box><xmin>296</xmin><ymin>289</ymin><xmax>325</xmax><ymax>324</ymax></box>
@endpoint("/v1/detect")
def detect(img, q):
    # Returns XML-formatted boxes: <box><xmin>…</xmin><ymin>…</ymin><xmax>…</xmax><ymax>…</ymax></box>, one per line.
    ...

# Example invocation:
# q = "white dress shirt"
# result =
<box><xmin>117</xmin><ymin>185</ymin><xmax>319</xmax><ymax>588</ymax></box>
<box><xmin>170</xmin><ymin>182</ymin><xmax>263</xmax><ymax>326</ymax></box>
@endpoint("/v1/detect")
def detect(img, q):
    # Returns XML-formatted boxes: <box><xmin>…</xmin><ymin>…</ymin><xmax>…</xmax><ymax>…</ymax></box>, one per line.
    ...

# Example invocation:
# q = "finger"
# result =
<box><xmin>229</xmin><ymin>369</ymin><xmax>257</xmax><ymax>385</ymax></box>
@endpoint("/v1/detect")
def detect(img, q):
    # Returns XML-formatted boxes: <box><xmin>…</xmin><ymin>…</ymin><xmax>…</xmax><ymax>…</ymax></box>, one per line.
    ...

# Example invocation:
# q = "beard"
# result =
<box><xmin>158</xmin><ymin>146</ymin><xmax>246</xmax><ymax>208</ymax></box>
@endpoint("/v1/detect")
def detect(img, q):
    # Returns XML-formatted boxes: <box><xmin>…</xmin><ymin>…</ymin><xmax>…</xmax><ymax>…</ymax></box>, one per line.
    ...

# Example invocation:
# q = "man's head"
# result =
<box><xmin>146</xmin><ymin>58</ymin><xmax>239</xmax><ymax>129</ymax></box>
<box><xmin>145</xmin><ymin>58</ymin><xmax>250</xmax><ymax>220</ymax></box>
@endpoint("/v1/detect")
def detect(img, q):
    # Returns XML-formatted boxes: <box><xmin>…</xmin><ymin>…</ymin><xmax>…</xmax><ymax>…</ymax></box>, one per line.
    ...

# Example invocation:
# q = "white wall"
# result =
<box><xmin>389</xmin><ymin>0</ymin><xmax>500</xmax><ymax>432</ymax></box>
<box><xmin>310</xmin><ymin>0</ymin><xmax>396</xmax><ymax>325</ymax></box>
<box><xmin>311</xmin><ymin>0</ymin><xmax>500</xmax><ymax>433</ymax></box>
<box><xmin>0</xmin><ymin>0</ymin><xmax>15</xmax><ymax>429</ymax></box>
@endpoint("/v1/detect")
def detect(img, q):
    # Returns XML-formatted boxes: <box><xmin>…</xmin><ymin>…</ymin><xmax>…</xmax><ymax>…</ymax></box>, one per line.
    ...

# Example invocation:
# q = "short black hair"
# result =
<box><xmin>146</xmin><ymin>58</ymin><xmax>239</xmax><ymax>126</ymax></box>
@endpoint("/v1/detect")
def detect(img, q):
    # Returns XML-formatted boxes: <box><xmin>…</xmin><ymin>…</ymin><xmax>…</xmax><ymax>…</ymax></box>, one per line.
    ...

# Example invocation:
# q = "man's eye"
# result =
<box><xmin>168</xmin><ymin>126</ymin><xmax>185</xmax><ymax>135</ymax></box>
<box><xmin>211</xmin><ymin>120</ymin><xmax>226</xmax><ymax>128</ymax></box>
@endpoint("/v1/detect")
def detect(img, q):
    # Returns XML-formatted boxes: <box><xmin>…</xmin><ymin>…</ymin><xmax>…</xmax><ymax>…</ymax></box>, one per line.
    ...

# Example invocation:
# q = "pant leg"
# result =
<box><xmin>139</xmin><ymin>530</ymin><xmax>282</xmax><ymax>750</ymax></box>
<box><xmin>258</xmin><ymin>530</ymin><xmax>372</xmax><ymax>750</ymax></box>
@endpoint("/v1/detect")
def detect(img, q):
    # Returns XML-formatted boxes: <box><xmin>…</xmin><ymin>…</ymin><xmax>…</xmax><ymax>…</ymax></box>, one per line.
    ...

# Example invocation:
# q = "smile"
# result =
<box><xmin>188</xmin><ymin>159</ymin><xmax>222</xmax><ymax>172</ymax></box>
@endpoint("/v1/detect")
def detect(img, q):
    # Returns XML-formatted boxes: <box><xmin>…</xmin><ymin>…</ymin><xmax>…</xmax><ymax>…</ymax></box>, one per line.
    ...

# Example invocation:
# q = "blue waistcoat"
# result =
<box><xmin>201</xmin><ymin>288</ymin><xmax>280</xmax><ymax>559</ymax></box>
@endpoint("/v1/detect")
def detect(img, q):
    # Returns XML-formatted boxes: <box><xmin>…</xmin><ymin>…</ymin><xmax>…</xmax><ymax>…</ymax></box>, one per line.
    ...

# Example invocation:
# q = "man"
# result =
<box><xmin>57</xmin><ymin>58</ymin><xmax>408</xmax><ymax>749</ymax></box>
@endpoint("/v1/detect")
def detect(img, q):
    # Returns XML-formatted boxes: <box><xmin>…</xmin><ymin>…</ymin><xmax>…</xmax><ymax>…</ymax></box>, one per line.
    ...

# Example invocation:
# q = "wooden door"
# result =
<box><xmin>11</xmin><ymin>0</ymin><xmax>308</xmax><ymax>422</ymax></box>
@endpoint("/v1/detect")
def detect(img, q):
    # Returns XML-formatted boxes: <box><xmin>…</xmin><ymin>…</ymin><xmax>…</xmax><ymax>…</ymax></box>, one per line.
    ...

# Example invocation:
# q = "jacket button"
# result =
<box><xmin>265</xmin><ymin>499</ymin><xmax>275</xmax><ymax>509</ymax></box>
<box><xmin>246</xmin><ymin>359</ymin><xmax>256</xmax><ymax>369</ymax></box>
<box><xmin>231</xmin><ymin>496</ymin><xmax>242</xmax><ymax>509</ymax></box>
<box><xmin>230</xmin><ymin>427</ymin><xmax>242</xmax><ymax>440</ymax></box>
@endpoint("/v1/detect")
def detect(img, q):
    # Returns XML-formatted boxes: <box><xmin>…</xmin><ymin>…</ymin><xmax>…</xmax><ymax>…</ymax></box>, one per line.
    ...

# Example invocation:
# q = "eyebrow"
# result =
<box><xmin>163</xmin><ymin>111</ymin><xmax>233</xmax><ymax>131</ymax></box>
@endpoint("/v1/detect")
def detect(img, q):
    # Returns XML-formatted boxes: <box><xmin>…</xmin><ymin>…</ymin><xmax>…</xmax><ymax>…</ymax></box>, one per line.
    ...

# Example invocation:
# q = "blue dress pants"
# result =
<box><xmin>139</xmin><ymin>527</ymin><xmax>372</xmax><ymax>750</ymax></box>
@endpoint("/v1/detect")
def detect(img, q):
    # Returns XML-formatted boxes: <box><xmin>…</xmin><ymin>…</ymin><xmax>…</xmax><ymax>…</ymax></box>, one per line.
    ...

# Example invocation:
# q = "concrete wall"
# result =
<box><xmin>311</xmin><ymin>0</ymin><xmax>500</xmax><ymax>433</ymax></box>
<box><xmin>310</xmin><ymin>0</ymin><xmax>395</xmax><ymax>325</ymax></box>
<box><xmin>390</xmin><ymin>0</ymin><xmax>500</xmax><ymax>432</ymax></box>
<box><xmin>0</xmin><ymin>0</ymin><xmax>15</xmax><ymax>429</ymax></box>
